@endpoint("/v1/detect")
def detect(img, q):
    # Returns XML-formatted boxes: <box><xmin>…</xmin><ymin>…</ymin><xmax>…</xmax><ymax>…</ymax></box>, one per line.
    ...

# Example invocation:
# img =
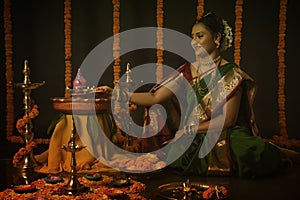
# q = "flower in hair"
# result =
<box><xmin>220</xmin><ymin>19</ymin><xmax>233</xmax><ymax>51</ymax></box>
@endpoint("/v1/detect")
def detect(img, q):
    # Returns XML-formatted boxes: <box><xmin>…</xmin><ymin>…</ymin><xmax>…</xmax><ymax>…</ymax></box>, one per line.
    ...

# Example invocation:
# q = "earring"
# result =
<box><xmin>216</xmin><ymin>41</ymin><xmax>220</xmax><ymax>49</ymax></box>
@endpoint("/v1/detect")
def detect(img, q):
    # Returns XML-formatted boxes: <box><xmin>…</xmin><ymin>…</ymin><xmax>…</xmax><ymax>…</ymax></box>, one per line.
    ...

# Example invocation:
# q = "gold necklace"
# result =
<box><xmin>199</xmin><ymin>55</ymin><xmax>221</xmax><ymax>66</ymax></box>
<box><xmin>195</xmin><ymin>57</ymin><xmax>222</xmax><ymax>96</ymax></box>
<box><xmin>196</xmin><ymin>72</ymin><xmax>215</xmax><ymax>96</ymax></box>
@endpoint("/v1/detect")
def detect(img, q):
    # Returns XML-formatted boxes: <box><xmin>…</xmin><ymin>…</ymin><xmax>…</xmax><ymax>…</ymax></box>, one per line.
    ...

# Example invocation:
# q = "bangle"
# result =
<box><xmin>184</xmin><ymin>125</ymin><xmax>196</xmax><ymax>134</ymax></box>
<box><xmin>121</xmin><ymin>90</ymin><xmax>129</xmax><ymax>102</ymax></box>
<box><xmin>115</xmin><ymin>89</ymin><xmax>129</xmax><ymax>102</ymax></box>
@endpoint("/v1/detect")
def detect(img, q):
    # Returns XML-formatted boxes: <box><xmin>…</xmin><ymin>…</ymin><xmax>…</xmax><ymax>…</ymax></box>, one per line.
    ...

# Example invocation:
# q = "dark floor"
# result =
<box><xmin>0</xmin><ymin>158</ymin><xmax>300</xmax><ymax>199</ymax></box>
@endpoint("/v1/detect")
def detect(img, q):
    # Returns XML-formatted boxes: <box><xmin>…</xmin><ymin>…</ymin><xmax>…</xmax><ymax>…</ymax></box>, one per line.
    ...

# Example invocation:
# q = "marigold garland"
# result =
<box><xmin>195</xmin><ymin>0</ymin><xmax>204</xmax><ymax>61</ymax></box>
<box><xmin>112</xmin><ymin>0</ymin><xmax>121</xmax><ymax>86</ymax></box>
<box><xmin>112</xmin><ymin>0</ymin><xmax>123</xmax><ymax>149</ymax></box>
<box><xmin>3</xmin><ymin>0</ymin><xmax>15</xmax><ymax>140</ymax></box>
<box><xmin>156</xmin><ymin>0</ymin><xmax>164</xmax><ymax>82</ymax></box>
<box><xmin>264</xmin><ymin>135</ymin><xmax>300</xmax><ymax>149</ymax></box>
<box><xmin>12</xmin><ymin>141</ymin><xmax>37</xmax><ymax>166</ymax></box>
<box><xmin>12</xmin><ymin>101</ymin><xmax>49</xmax><ymax>163</ymax></box>
<box><xmin>64</xmin><ymin>0</ymin><xmax>72</xmax><ymax>97</ymax></box>
<box><xmin>3</xmin><ymin>0</ymin><xmax>50</xmax><ymax>145</ymax></box>
<box><xmin>0</xmin><ymin>175</ymin><xmax>147</xmax><ymax>199</ymax></box>
<box><xmin>3</xmin><ymin>0</ymin><xmax>294</xmax><ymax>153</ymax></box>
<box><xmin>112</xmin><ymin>0</ymin><xmax>141</xmax><ymax>152</ymax></box>
<box><xmin>234</xmin><ymin>0</ymin><xmax>243</xmax><ymax>66</ymax></box>
<box><xmin>196</xmin><ymin>0</ymin><xmax>205</xmax><ymax>20</ymax></box>
<box><xmin>15</xmin><ymin>104</ymin><xmax>39</xmax><ymax>134</ymax></box>
<box><xmin>13</xmin><ymin>103</ymin><xmax>40</xmax><ymax>166</ymax></box>
<box><xmin>277</xmin><ymin>0</ymin><xmax>288</xmax><ymax>137</ymax></box>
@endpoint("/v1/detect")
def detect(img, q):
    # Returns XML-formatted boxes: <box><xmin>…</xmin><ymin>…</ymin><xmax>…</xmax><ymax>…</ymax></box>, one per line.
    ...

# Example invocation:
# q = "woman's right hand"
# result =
<box><xmin>96</xmin><ymin>85</ymin><xmax>113</xmax><ymax>95</ymax></box>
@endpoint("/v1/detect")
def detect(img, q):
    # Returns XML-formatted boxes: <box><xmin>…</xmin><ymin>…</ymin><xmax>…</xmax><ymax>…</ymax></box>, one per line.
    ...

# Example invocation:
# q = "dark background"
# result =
<box><xmin>0</xmin><ymin>0</ymin><xmax>299</xmax><ymax>158</ymax></box>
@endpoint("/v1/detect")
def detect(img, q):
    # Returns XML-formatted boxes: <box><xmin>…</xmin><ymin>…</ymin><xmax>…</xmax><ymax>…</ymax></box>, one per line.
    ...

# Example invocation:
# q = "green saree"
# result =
<box><xmin>166</xmin><ymin>63</ymin><xmax>283</xmax><ymax>177</ymax></box>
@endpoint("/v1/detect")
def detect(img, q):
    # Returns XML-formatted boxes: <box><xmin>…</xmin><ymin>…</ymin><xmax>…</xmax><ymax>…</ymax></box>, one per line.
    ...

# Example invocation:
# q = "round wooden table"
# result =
<box><xmin>51</xmin><ymin>96</ymin><xmax>110</xmax><ymax>115</ymax></box>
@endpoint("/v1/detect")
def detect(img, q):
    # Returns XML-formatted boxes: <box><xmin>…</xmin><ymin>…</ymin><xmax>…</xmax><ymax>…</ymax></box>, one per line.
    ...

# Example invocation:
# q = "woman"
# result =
<box><xmin>103</xmin><ymin>12</ymin><xmax>286</xmax><ymax>177</ymax></box>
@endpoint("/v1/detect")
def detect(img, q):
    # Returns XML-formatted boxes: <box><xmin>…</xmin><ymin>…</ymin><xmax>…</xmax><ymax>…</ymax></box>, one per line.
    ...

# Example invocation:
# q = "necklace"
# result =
<box><xmin>196</xmin><ymin>72</ymin><xmax>215</xmax><ymax>96</ymax></box>
<box><xmin>194</xmin><ymin>55</ymin><xmax>222</xmax><ymax>79</ymax></box>
<box><xmin>199</xmin><ymin>55</ymin><xmax>221</xmax><ymax>66</ymax></box>
<box><xmin>195</xmin><ymin>56</ymin><xmax>222</xmax><ymax>96</ymax></box>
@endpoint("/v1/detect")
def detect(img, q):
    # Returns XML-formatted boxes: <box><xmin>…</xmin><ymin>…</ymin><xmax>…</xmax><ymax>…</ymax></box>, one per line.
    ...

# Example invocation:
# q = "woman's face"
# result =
<box><xmin>191</xmin><ymin>23</ymin><xmax>217</xmax><ymax>57</ymax></box>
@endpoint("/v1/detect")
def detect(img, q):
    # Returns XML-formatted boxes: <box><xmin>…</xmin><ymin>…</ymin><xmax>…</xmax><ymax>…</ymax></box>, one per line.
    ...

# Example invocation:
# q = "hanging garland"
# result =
<box><xmin>263</xmin><ymin>0</ymin><xmax>299</xmax><ymax>149</ymax></box>
<box><xmin>234</xmin><ymin>0</ymin><xmax>243</xmax><ymax>66</ymax></box>
<box><xmin>194</xmin><ymin>0</ymin><xmax>204</xmax><ymax>61</ymax></box>
<box><xmin>156</xmin><ymin>0</ymin><xmax>164</xmax><ymax>82</ymax></box>
<box><xmin>4</xmin><ymin>0</ymin><xmax>15</xmax><ymax>141</ymax></box>
<box><xmin>112</xmin><ymin>0</ymin><xmax>121</xmax><ymax>86</ymax></box>
<box><xmin>261</xmin><ymin>0</ymin><xmax>299</xmax><ymax>148</ymax></box>
<box><xmin>64</xmin><ymin>0</ymin><xmax>72</xmax><ymax>97</ymax></box>
<box><xmin>277</xmin><ymin>0</ymin><xmax>288</xmax><ymax>137</ymax></box>
<box><xmin>112</xmin><ymin>0</ymin><xmax>123</xmax><ymax>148</ymax></box>
<box><xmin>196</xmin><ymin>0</ymin><xmax>204</xmax><ymax>20</ymax></box>
<box><xmin>112</xmin><ymin>0</ymin><xmax>141</xmax><ymax>152</ymax></box>
<box><xmin>4</xmin><ymin>0</ymin><xmax>49</xmax><ymax>145</ymax></box>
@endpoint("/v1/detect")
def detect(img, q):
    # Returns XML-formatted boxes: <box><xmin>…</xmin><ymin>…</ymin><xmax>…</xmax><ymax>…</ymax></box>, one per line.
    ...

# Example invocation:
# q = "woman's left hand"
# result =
<box><xmin>162</xmin><ymin>129</ymin><xmax>185</xmax><ymax>146</ymax></box>
<box><xmin>173</xmin><ymin>129</ymin><xmax>186</xmax><ymax>141</ymax></box>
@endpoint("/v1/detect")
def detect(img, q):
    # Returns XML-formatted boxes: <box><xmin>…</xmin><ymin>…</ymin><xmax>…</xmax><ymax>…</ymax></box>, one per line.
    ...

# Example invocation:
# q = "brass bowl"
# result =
<box><xmin>51</xmin><ymin>97</ymin><xmax>110</xmax><ymax>115</ymax></box>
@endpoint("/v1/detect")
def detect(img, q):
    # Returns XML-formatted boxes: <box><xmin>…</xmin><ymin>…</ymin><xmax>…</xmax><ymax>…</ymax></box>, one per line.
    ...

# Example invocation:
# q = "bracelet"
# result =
<box><xmin>184</xmin><ymin>124</ymin><xmax>196</xmax><ymax>135</ymax></box>
<box><xmin>114</xmin><ymin>86</ymin><xmax>130</xmax><ymax>102</ymax></box>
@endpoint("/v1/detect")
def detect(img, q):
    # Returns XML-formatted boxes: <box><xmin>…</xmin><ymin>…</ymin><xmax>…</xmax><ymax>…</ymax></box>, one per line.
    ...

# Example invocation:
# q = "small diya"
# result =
<box><xmin>104</xmin><ymin>188</ymin><xmax>127</xmax><ymax>199</ymax></box>
<box><xmin>44</xmin><ymin>175</ymin><xmax>64</xmax><ymax>184</ymax></box>
<box><xmin>111</xmin><ymin>178</ymin><xmax>132</xmax><ymax>188</ymax></box>
<box><xmin>84</xmin><ymin>173</ymin><xmax>103</xmax><ymax>181</ymax></box>
<box><xmin>13</xmin><ymin>184</ymin><xmax>37</xmax><ymax>194</ymax></box>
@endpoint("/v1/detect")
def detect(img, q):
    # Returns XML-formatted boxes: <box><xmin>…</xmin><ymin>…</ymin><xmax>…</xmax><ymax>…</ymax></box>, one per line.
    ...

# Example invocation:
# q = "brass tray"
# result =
<box><xmin>51</xmin><ymin>97</ymin><xmax>110</xmax><ymax>114</ymax></box>
<box><xmin>158</xmin><ymin>181</ymin><xmax>230</xmax><ymax>200</ymax></box>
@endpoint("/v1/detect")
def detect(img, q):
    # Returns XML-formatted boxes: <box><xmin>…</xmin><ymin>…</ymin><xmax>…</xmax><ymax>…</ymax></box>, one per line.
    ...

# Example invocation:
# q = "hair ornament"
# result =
<box><xmin>220</xmin><ymin>19</ymin><xmax>233</xmax><ymax>51</ymax></box>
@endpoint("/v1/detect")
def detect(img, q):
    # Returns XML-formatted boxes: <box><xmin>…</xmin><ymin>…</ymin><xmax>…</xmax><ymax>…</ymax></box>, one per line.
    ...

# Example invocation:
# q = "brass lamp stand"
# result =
<box><xmin>62</xmin><ymin>116</ymin><xmax>86</xmax><ymax>195</ymax></box>
<box><xmin>13</xmin><ymin>60</ymin><xmax>45</xmax><ymax>171</ymax></box>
